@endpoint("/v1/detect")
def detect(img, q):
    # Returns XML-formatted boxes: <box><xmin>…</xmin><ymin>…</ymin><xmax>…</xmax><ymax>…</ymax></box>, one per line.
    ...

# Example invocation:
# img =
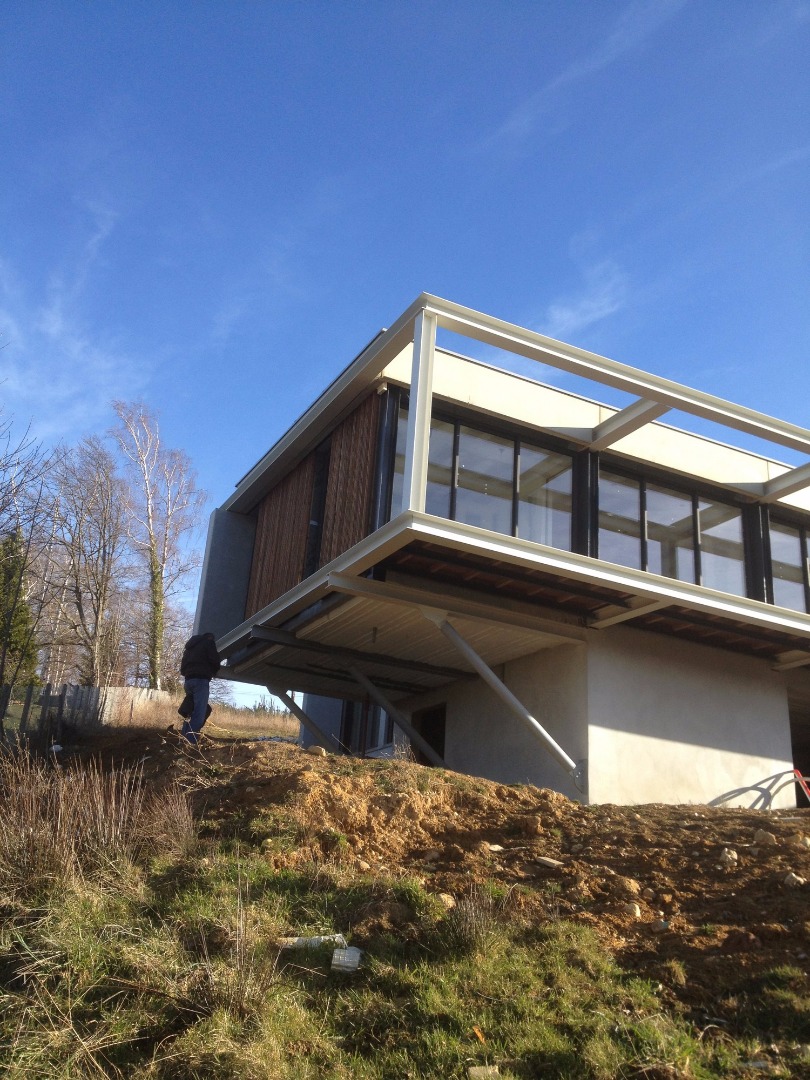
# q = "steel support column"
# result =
<box><xmin>347</xmin><ymin>665</ymin><xmax>447</xmax><ymax>768</ymax></box>
<box><xmin>268</xmin><ymin>687</ymin><xmax>343</xmax><ymax>754</ymax></box>
<box><xmin>421</xmin><ymin>611</ymin><xmax>585</xmax><ymax>789</ymax></box>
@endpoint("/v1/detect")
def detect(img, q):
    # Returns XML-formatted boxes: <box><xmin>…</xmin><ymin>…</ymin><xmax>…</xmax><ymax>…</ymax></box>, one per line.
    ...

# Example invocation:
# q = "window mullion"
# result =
<box><xmin>640</xmin><ymin>480</ymin><xmax>648</xmax><ymax>571</ymax></box>
<box><xmin>692</xmin><ymin>494</ymin><xmax>702</xmax><ymax>585</ymax></box>
<box><xmin>512</xmin><ymin>442</ymin><xmax>520</xmax><ymax>537</ymax></box>
<box><xmin>449</xmin><ymin>422</ymin><xmax>460</xmax><ymax>521</ymax></box>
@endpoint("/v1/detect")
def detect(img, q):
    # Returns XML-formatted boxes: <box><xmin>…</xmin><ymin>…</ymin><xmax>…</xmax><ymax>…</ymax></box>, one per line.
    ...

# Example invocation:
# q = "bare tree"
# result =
<box><xmin>111</xmin><ymin>402</ymin><xmax>206</xmax><ymax>690</ymax></box>
<box><xmin>51</xmin><ymin>438</ymin><xmax>131</xmax><ymax>687</ymax></box>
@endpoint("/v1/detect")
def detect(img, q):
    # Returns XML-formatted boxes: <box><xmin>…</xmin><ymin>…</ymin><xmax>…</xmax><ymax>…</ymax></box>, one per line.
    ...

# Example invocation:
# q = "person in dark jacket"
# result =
<box><xmin>179</xmin><ymin>631</ymin><xmax>221</xmax><ymax>744</ymax></box>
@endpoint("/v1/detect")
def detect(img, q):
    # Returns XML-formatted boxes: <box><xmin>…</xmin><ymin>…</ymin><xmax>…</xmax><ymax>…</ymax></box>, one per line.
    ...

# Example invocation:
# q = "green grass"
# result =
<box><xmin>0</xmin><ymin>752</ymin><xmax>806</xmax><ymax>1078</ymax></box>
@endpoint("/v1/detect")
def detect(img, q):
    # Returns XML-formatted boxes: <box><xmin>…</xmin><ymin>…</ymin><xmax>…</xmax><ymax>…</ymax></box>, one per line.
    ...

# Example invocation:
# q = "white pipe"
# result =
<box><xmin>423</xmin><ymin>611</ymin><xmax>579</xmax><ymax>776</ymax></box>
<box><xmin>347</xmin><ymin>665</ymin><xmax>446</xmax><ymax>768</ymax></box>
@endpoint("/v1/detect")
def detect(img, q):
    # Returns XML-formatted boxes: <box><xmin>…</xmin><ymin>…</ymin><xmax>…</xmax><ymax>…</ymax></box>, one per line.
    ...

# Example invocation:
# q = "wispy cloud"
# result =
<box><xmin>484</xmin><ymin>0</ymin><xmax>687</xmax><ymax>150</ymax></box>
<box><xmin>0</xmin><ymin>208</ymin><xmax>149</xmax><ymax>444</ymax></box>
<box><xmin>534</xmin><ymin>259</ymin><xmax>629</xmax><ymax>341</ymax></box>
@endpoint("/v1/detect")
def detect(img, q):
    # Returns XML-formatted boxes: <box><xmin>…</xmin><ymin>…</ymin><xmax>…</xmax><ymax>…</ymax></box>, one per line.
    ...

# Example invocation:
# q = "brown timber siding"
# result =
<box><xmin>244</xmin><ymin>453</ymin><xmax>315</xmax><ymax>618</ymax></box>
<box><xmin>318</xmin><ymin>392</ymin><xmax>380</xmax><ymax>566</ymax></box>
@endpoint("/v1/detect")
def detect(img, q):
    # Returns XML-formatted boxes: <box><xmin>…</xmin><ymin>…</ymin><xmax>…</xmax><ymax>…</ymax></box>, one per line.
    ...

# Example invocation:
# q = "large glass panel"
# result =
<box><xmin>598</xmin><ymin>470</ymin><xmax>642</xmax><ymax>568</ymax></box>
<box><xmin>770</xmin><ymin>521</ymin><xmax>807</xmax><ymax>612</ymax></box>
<box><xmin>698</xmin><ymin>499</ymin><xmax>745</xmax><ymax>596</ymax></box>
<box><xmin>455</xmin><ymin>426</ymin><xmax>514</xmax><ymax>533</ymax></box>
<box><xmin>389</xmin><ymin>407</ymin><xmax>408</xmax><ymax>517</ymax></box>
<box><xmin>426</xmin><ymin>418</ymin><xmax>455</xmax><ymax>517</ymax></box>
<box><xmin>646</xmin><ymin>483</ymin><xmax>695</xmax><ymax>582</ymax></box>
<box><xmin>518</xmin><ymin>445</ymin><xmax>572</xmax><ymax>549</ymax></box>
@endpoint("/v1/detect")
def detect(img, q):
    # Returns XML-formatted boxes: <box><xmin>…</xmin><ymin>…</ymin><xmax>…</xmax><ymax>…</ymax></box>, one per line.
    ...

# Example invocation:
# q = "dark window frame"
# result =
<box><xmin>766</xmin><ymin>511</ymin><xmax>810</xmax><ymax>613</ymax></box>
<box><xmin>380</xmin><ymin>390</ymin><xmax>810</xmax><ymax>610</ymax></box>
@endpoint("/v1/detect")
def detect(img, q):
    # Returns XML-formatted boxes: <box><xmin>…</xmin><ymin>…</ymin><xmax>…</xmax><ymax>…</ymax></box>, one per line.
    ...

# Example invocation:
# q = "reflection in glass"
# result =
<box><xmin>518</xmin><ymin>446</ymin><xmax>572</xmax><ymax>549</ymax></box>
<box><xmin>646</xmin><ymin>483</ymin><xmax>695</xmax><ymax>582</ymax></box>
<box><xmin>455</xmin><ymin>426</ymin><xmax>513</xmax><ymax>533</ymax></box>
<box><xmin>389</xmin><ymin>408</ymin><xmax>408</xmax><ymax>516</ymax></box>
<box><xmin>770</xmin><ymin>522</ymin><xmax>807</xmax><ymax>612</ymax></box>
<box><xmin>698</xmin><ymin>499</ymin><xmax>745</xmax><ymax>596</ymax></box>
<box><xmin>598</xmin><ymin>470</ymin><xmax>642</xmax><ymax>569</ymax></box>
<box><xmin>426</xmin><ymin>418</ymin><xmax>455</xmax><ymax>517</ymax></box>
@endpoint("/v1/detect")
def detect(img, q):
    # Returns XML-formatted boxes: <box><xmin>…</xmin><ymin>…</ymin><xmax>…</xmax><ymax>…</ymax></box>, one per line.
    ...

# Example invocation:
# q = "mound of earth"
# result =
<box><xmin>64</xmin><ymin>727</ymin><xmax>810</xmax><ymax>1030</ymax></box>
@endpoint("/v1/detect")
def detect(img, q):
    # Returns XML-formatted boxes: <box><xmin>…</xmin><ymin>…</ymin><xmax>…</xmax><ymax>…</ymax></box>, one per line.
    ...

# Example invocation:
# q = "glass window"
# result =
<box><xmin>646</xmin><ymin>483</ymin><xmax>695</xmax><ymax>583</ymax></box>
<box><xmin>599</xmin><ymin>470</ymin><xmax>642</xmax><ymax>569</ymax></box>
<box><xmin>455</xmin><ymin>426</ymin><xmax>514</xmax><ymax>533</ymax></box>
<box><xmin>770</xmin><ymin>521</ymin><xmax>807</xmax><ymax>612</ymax></box>
<box><xmin>698</xmin><ymin>499</ymin><xmax>746</xmax><ymax>596</ymax></box>
<box><xmin>389</xmin><ymin>407</ymin><xmax>408</xmax><ymax>516</ymax></box>
<box><xmin>518</xmin><ymin>445</ymin><xmax>572</xmax><ymax>549</ymax></box>
<box><xmin>425</xmin><ymin>418</ymin><xmax>455</xmax><ymax>518</ymax></box>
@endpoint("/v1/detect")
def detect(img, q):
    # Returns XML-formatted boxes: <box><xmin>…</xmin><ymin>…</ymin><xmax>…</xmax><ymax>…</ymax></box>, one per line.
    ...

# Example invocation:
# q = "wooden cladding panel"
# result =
<box><xmin>244</xmin><ymin>453</ymin><xmax>315</xmax><ymax>618</ymax></box>
<box><xmin>319</xmin><ymin>393</ymin><xmax>381</xmax><ymax>566</ymax></box>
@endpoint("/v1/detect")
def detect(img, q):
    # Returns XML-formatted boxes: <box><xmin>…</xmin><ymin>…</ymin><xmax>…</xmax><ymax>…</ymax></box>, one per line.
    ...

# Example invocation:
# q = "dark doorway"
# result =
<box><xmin>411</xmin><ymin>704</ymin><xmax>446</xmax><ymax>765</ymax></box>
<box><xmin>789</xmin><ymin>707</ymin><xmax>810</xmax><ymax>803</ymax></box>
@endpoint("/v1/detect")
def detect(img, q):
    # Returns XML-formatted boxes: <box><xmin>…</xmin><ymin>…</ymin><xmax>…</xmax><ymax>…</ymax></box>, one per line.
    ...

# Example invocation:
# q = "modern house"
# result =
<box><xmin>196</xmin><ymin>295</ymin><xmax>810</xmax><ymax>807</ymax></box>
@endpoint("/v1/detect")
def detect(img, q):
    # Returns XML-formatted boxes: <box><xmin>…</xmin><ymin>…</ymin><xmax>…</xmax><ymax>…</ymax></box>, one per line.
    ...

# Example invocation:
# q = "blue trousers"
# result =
<box><xmin>182</xmin><ymin>677</ymin><xmax>210</xmax><ymax>744</ymax></box>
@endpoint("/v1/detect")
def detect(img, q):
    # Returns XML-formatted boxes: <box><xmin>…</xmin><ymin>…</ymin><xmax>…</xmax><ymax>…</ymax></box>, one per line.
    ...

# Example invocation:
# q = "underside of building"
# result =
<box><xmin>196</xmin><ymin>295</ymin><xmax>810</xmax><ymax>807</ymax></box>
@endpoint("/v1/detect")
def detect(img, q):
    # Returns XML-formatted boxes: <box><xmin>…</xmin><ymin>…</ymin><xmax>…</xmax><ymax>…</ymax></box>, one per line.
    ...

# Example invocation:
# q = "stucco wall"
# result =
<box><xmin>585</xmin><ymin>626</ymin><xmax>795</xmax><ymax>807</ymax></box>
<box><xmin>437</xmin><ymin>643</ymin><xmax>588</xmax><ymax>800</ymax></box>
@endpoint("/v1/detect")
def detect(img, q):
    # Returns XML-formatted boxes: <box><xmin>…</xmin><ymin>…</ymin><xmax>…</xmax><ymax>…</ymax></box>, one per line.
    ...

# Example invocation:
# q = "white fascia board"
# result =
<box><xmin>223</xmin><ymin>295</ymin><xmax>430</xmax><ymax>513</ymax></box>
<box><xmin>422</xmin><ymin>296</ymin><xmax>810</xmax><ymax>456</ymax></box>
<box><xmin>404</xmin><ymin>511</ymin><xmax>810</xmax><ymax>642</ymax></box>
<box><xmin>219</xmin><ymin>506</ymin><xmax>810</xmax><ymax>665</ymax></box>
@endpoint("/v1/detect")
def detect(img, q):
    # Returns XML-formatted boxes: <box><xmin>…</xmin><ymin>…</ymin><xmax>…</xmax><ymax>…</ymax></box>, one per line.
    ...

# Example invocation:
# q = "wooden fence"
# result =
<box><xmin>0</xmin><ymin>683</ymin><xmax>173</xmax><ymax>748</ymax></box>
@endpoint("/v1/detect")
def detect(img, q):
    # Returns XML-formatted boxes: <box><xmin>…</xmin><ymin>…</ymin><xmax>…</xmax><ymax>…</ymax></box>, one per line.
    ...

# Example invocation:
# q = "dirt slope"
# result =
<box><xmin>66</xmin><ymin>729</ymin><xmax>810</xmax><ymax>1041</ymax></box>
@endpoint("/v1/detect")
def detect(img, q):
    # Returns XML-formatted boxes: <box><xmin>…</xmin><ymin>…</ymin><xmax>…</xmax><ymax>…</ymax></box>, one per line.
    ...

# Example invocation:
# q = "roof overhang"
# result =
<box><xmin>219</xmin><ymin>511</ymin><xmax>810</xmax><ymax>699</ymax></box>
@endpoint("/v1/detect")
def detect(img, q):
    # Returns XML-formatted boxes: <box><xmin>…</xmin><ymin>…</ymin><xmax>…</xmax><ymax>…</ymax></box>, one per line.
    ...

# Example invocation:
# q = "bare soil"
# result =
<box><xmin>64</xmin><ymin>727</ymin><xmax>810</xmax><ymax>1037</ymax></box>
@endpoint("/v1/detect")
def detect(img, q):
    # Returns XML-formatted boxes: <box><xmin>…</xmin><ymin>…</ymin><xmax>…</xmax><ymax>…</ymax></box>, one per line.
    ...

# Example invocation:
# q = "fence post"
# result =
<box><xmin>40</xmin><ymin>682</ymin><xmax>53</xmax><ymax>746</ymax></box>
<box><xmin>19</xmin><ymin>684</ymin><xmax>34</xmax><ymax>734</ymax></box>
<box><xmin>54</xmin><ymin>684</ymin><xmax>68</xmax><ymax>743</ymax></box>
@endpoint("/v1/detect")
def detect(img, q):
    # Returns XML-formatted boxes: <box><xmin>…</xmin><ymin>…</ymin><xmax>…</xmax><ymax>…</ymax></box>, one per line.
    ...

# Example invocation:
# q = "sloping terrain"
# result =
<box><xmin>69</xmin><ymin>728</ymin><xmax>810</xmax><ymax>1041</ymax></box>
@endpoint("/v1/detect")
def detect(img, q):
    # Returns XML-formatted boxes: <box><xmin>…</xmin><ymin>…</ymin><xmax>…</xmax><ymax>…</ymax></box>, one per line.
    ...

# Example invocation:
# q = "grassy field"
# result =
<box><xmin>0</xmin><ymin>745</ymin><xmax>807</xmax><ymax>1079</ymax></box>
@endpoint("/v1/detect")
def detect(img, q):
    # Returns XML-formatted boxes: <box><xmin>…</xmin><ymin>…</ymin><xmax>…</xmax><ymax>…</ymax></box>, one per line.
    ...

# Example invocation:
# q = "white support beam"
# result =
<box><xmin>347</xmin><ymin>665</ymin><xmax>447</xmax><ymax>768</ymax></box>
<box><xmin>268</xmin><ymin>687</ymin><xmax>344</xmax><ymax>754</ymax></box>
<box><xmin>762</xmin><ymin>461</ymin><xmax>810</xmax><ymax>503</ymax></box>
<box><xmin>771</xmin><ymin>654</ymin><xmax>810</xmax><ymax>672</ymax></box>
<box><xmin>400</xmin><ymin>309</ymin><xmax>437</xmax><ymax>514</ymax></box>
<box><xmin>420</xmin><ymin>610</ymin><xmax>584</xmax><ymax>787</ymax></box>
<box><xmin>589</xmin><ymin>599</ymin><xmax>669</xmax><ymax>630</ymax></box>
<box><xmin>589</xmin><ymin>399</ymin><xmax>670</xmax><ymax>451</ymax></box>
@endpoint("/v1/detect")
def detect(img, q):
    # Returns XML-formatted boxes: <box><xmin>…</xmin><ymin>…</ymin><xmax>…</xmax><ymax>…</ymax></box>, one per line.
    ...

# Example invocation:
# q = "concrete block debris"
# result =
<box><xmin>278</xmin><ymin>934</ymin><xmax>347</xmax><ymax>949</ymax></box>
<box><xmin>331</xmin><ymin>946</ymin><xmax>362</xmax><ymax>972</ymax></box>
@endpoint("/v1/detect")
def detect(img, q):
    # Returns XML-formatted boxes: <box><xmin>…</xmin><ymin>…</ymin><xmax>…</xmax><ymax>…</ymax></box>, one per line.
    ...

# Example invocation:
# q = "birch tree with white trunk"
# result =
<box><xmin>111</xmin><ymin>402</ymin><xmax>205</xmax><ymax>690</ymax></box>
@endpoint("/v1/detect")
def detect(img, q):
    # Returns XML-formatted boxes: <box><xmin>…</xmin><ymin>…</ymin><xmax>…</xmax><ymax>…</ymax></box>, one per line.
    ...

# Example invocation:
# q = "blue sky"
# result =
<box><xmin>3</xmin><ymin>1</ymin><xmax>809</xmax><ymax>512</ymax></box>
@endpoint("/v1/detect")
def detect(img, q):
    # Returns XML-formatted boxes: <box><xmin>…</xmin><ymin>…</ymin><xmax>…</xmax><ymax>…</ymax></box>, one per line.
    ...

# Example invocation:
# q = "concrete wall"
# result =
<box><xmin>585</xmin><ymin>626</ymin><xmax>795</xmax><ymax>807</ymax></box>
<box><xmin>434</xmin><ymin>643</ymin><xmax>588</xmax><ymax>801</ymax></box>
<box><xmin>195</xmin><ymin>509</ymin><xmax>257</xmax><ymax>638</ymax></box>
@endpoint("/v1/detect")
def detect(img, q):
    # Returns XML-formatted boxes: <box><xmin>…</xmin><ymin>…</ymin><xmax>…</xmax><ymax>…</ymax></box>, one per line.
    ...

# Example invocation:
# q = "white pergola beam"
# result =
<box><xmin>589</xmin><ymin>399</ymin><xmax>670</xmax><ymax>451</ymax></box>
<box><xmin>424</xmin><ymin>296</ymin><xmax>810</xmax><ymax>456</ymax></box>
<box><xmin>762</xmin><ymin>461</ymin><xmax>810</xmax><ymax>503</ymax></box>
